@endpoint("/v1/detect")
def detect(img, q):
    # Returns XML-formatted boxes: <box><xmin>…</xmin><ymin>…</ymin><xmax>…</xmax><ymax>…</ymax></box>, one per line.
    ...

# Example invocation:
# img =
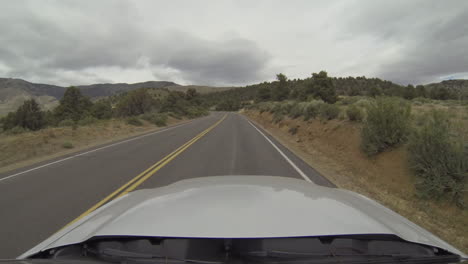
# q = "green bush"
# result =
<box><xmin>319</xmin><ymin>103</ymin><xmax>340</xmax><ymax>120</ymax></box>
<box><xmin>412</xmin><ymin>97</ymin><xmax>432</xmax><ymax>104</ymax></box>
<box><xmin>167</xmin><ymin>112</ymin><xmax>182</xmax><ymax>120</ymax></box>
<box><xmin>91</xmin><ymin>100</ymin><xmax>113</xmax><ymax>119</ymax></box>
<box><xmin>303</xmin><ymin>100</ymin><xmax>324</xmax><ymax>121</ymax></box>
<box><xmin>77</xmin><ymin>116</ymin><xmax>98</xmax><ymax>126</ymax></box>
<box><xmin>126</xmin><ymin>117</ymin><xmax>143</xmax><ymax>126</ymax></box>
<box><xmin>287</xmin><ymin>102</ymin><xmax>308</xmax><ymax>119</ymax></box>
<box><xmin>270</xmin><ymin>102</ymin><xmax>282</xmax><ymax>114</ymax></box>
<box><xmin>354</xmin><ymin>98</ymin><xmax>373</xmax><ymax>109</ymax></box>
<box><xmin>62</xmin><ymin>142</ymin><xmax>74</xmax><ymax>149</ymax></box>
<box><xmin>58</xmin><ymin>119</ymin><xmax>75</xmax><ymax>127</ymax></box>
<box><xmin>408</xmin><ymin>110</ymin><xmax>467</xmax><ymax>207</ymax></box>
<box><xmin>186</xmin><ymin>107</ymin><xmax>208</xmax><ymax>118</ymax></box>
<box><xmin>272</xmin><ymin>112</ymin><xmax>284</xmax><ymax>124</ymax></box>
<box><xmin>143</xmin><ymin>113</ymin><xmax>168</xmax><ymax>127</ymax></box>
<box><xmin>279</xmin><ymin>101</ymin><xmax>296</xmax><ymax>115</ymax></box>
<box><xmin>7</xmin><ymin>126</ymin><xmax>29</xmax><ymax>135</ymax></box>
<box><xmin>361</xmin><ymin>97</ymin><xmax>411</xmax><ymax>156</ymax></box>
<box><xmin>339</xmin><ymin>96</ymin><xmax>362</xmax><ymax>105</ymax></box>
<box><xmin>346</xmin><ymin>105</ymin><xmax>364</xmax><ymax>122</ymax></box>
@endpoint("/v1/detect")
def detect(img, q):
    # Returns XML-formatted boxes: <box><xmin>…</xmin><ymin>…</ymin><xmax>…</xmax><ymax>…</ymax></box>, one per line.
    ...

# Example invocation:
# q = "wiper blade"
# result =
<box><xmin>90</xmin><ymin>247</ymin><xmax>223</xmax><ymax>264</ymax></box>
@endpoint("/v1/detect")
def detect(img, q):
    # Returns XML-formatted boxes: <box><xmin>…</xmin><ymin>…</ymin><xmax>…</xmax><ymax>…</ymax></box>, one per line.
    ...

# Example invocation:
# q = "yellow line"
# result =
<box><xmin>60</xmin><ymin>114</ymin><xmax>226</xmax><ymax>230</ymax></box>
<box><xmin>118</xmin><ymin>116</ymin><xmax>224</xmax><ymax>196</ymax></box>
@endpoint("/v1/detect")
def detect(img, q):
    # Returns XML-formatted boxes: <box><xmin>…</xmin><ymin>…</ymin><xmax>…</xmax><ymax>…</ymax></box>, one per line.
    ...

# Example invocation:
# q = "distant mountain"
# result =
<box><xmin>77</xmin><ymin>81</ymin><xmax>179</xmax><ymax>98</ymax></box>
<box><xmin>0</xmin><ymin>78</ymin><xmax>232</xmax><ymax>115</ymax></box>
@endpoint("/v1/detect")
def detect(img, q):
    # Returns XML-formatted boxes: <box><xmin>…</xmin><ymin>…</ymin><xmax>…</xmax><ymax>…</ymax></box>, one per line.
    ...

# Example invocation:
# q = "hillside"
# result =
<box><xmin>0</xmin><ymin>78</ymin><xmax>232</xmax><ymax>115</ymax></box>
<box><xmin>425</xmin><ymin>79</ymin><xmax>468</xmax><ymax>99</ymax></box>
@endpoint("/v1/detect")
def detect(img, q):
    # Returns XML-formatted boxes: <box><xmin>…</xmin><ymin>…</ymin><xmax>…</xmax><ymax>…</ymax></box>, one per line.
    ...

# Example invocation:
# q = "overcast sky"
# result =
<box><xmin>1</xmin><ymin>0</ymin><xmax>467</xmax><ymax>86</ymax></box>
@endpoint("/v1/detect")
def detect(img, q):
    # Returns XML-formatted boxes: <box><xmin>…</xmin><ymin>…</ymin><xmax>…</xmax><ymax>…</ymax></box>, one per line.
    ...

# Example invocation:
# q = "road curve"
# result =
<box><xmin>0</xmin><ymin>112</ymin><xmax>333</xmax><ymax>258</ymax></box>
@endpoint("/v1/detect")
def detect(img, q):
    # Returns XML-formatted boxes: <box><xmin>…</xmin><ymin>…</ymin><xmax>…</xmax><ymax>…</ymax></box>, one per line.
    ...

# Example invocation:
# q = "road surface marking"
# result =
<box><xmin>59</xmin><ymin>114</ymin><xmax>226</xmax><ymax>229</ymax></box>
<box><xmin>119</xmin><ymin>115</ymin><xmax>226</xmax><ymax>196</ymax></box>
<box><xmin>246</xmin><ymin>119</ymin><xmax>312</xmax><ymax>183</ymax></box>
<box><xmin>0</xmin><ymin>118</ymin><xmax>203</xmax><ymax>183</ymax></box>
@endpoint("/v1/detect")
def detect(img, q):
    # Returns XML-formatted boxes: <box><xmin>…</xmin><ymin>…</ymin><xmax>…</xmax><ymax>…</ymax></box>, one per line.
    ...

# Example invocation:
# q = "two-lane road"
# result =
<box><xmin>0</xmin><ymin>112</ymin><xmax>333</xmax><ymax>258</ymax></box>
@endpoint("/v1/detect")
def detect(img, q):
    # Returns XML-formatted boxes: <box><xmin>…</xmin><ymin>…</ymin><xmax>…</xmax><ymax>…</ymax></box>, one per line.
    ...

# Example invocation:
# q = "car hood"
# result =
<box><xmin>20</xmin><ymin>176</ymin><xmax>466</xmax><ymax>258</ymax></box>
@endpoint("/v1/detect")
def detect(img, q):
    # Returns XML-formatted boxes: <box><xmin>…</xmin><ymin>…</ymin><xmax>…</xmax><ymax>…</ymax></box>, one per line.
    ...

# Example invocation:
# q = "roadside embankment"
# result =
<box><xmin>243</xmin><ymin>109</ymin><xmax>467</xmax><ymax>253</ymax></box>
<box><xmin>0</xmin><ymin>116</ymin><xmax>190</xmax><ymax>174</ymax></box>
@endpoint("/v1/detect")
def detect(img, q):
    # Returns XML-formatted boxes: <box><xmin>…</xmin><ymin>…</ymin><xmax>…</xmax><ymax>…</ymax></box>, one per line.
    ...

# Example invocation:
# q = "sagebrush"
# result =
<box><xmin>408</xmin><ymin>110</ymin><xmax>467</xmax><ymax>207</ymax></box>
<box><xmin>361</xmin><ymin>97</ymin><xmax>411</xmax><ymax>156</ymax></box>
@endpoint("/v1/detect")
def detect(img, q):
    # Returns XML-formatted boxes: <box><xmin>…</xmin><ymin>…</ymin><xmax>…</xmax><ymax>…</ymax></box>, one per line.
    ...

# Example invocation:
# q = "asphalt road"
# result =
<box><xmin>0</xmin><ymin>112</ymin><xmax>334</xmax><ymax>258</ymax></box>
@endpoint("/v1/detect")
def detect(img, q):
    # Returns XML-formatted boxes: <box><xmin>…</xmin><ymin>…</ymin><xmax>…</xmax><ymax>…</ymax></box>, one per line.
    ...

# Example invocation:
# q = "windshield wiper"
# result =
<box><xmin>87</xmin><ymin>247</ymin><xmax>224</xmax><ymax>264</ymax></box>
<box><xmin>241</xmin><ymin>250</ymin><xmax>461</xmax><ymax>264</ymax></box>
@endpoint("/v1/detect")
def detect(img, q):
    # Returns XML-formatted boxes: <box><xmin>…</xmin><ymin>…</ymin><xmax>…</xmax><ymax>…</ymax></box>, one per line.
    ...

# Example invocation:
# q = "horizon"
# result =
<box><xmin>1</xmin><ymin>73</ymin><xmax>467</xmax><ymax>89</ymax></box>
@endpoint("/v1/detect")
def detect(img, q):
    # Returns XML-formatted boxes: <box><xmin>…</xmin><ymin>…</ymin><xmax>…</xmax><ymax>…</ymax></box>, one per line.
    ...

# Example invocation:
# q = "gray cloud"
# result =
<box><xmin>156</xmin><ymin>35</ymin><xmax>270</xmax><ymax>85</ymax></box>
<box><xmin>0</xmin><ymin>0</ymin><xmax>467</xmax><ymax>86</ymax></box>
<box><xmin>0</xmin><ymin>0</ymin><xmax>270</xmax><ymax>86</ymax></box>
<box><xmin>339</xmin><ymin>0</ymin><xmax>468</xmax><ymax>84</ymax></box>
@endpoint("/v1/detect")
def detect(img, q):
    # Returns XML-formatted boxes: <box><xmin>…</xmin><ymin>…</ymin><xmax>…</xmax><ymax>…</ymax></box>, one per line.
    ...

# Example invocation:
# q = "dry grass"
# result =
<box><xmin>0</xmin><ymin>116</ymin><xmax>187</xmax><ymax>174</ymax></box>
<box><xmin>244</xmin><ymin>110</ymin><xmax>468</xmax><ymax>253</ymax></box>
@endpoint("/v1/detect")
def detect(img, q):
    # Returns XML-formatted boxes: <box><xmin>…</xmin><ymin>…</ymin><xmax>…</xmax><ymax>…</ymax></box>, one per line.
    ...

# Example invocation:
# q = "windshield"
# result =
<box><xmin>0</xmin><ymin>1</ymin><xmax>467</xmax><ymax>263</ymax></box>
<box><xmin>27</xmin><ymin>235</ymin><xmax>461</xmax><ymax>264</ymax></box>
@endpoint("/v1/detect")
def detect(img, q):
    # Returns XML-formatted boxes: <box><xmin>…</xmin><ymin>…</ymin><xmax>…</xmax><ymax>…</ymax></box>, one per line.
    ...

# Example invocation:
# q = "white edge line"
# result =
<box><xmin>0</xmin><ymin>119</ymin><xmax>197</xmax><ymax>182</ymax></box>
<box><xmin>246</xmin><ymin>119</ymin><xmax>312</xmax><ymax>183</ymax></box>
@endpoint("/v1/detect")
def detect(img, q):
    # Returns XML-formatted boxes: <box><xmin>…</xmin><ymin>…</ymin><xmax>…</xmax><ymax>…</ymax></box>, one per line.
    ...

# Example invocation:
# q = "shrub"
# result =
<box><xmin>339</xmin><ymin>96</ymin><xmax>362</xmax><ymax>105</ymax></box>
<box><xmin>77</xmin><ymin>116</ymin><xmax>98</xmax><ymax>126</ymax></box>
<box><xmin>303</xmin><ymin>100</ymin><xmax>324</xmax><ymax>121</ymax></box>
<box><xmin>270</xmin><ymin>102</ymin><xmax>282</xmax><ymax>114</ymax></box>
<box><xmin>346</xmin><ymin>105</ymin><xmax>364</xmax><ymax>122</ymax></box>
<box><xmin>1</xmin><ymin>99</ymin><xmax>46</xmax><ymax>131</ymax></box>
<box><xmin>168</xmin><ymin>112</ymin><xmax>182</xmax><ymax>120</ymax></box>
<box><xmin>280</xmin><ymin>101</ymin><xmax>296</xmax><ymax>115</ymax></box>
<box><xmin>143</xmin><ymin>113</ymin><xmax>168</xmax><ymax>127</ymax></box>
<box><xmin>355</xmin><ymin>98</ymin><xmax>373</xmax><ymax>109</ymax></box>
<box><xmin>408</xmin><ymin>110</ymin><xmax>467</xmax><ymax>207</ymax></box>
<box><xmin>288</xmin><ymin>125</ymin><xmax>299</xmax><ymax>135</ymax></box>
<box><xmin>186</xmin><ymin>107</ymin><xmax>208</xmax><ymax>118</ymax></box>
<box><xmin>126</xmin><ymin>117</ymin><xmax>143</xmax><ymax>126</ymax></box>
<box><xmin>272</xmin><ymin>112</ymin><xmax>284</xmax><ymax>124</ymax></box>
<box><xmin>58</xmin><ymin>119</ymin><xmax>75</xmax><ymax>127</ymax></box>
<box><xmin>319</xmin><ymin>103</ymin><xmax>340</xmax><ymax>120</ymax></box>
<box><xmin>116</xmin><ymin>89</ymin><xmax>155</xmax><ymax>116</ymax></box>
<box><xmin>361</xmin><ymin>97</ymin><xmax>411</xmax><ymax>156</ymax></box>
<box><xmin>7</xmin><ymin>126</ymin><xmax>28</xmax><ymax>135</ymax></box>
<box><xmin>91</xmin><ymin>100</ymin><xmax>112</xmax><ymax>119</ymax></box>
<box><xmin>54</xmin><ymin>86</ymin><xmax>93</xmax><ymax>121</ymax></box>
<box><xmin>412</xmin><ymin>97</ymin><xmax>432</xmax><ymax>104</ymax></box>
<box><xmin>62</xmin><ymin>142</ymin><xmax>74</xmax><ymax>149</ymax></box>
<box><xmin>288</xmin><ymin>102</ymin><xmax>308</xmax><ymax>119</ymax></box>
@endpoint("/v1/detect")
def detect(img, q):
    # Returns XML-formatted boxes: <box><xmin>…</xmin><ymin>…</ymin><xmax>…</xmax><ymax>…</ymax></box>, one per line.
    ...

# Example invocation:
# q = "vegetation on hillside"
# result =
<box><xmin>200</xmin><ymin>71</ymin><xmax>468</xmax><ymax>112</ymax></box>
<box><xmin>408</xmin><ymin>111</ymin><xmax>467</xmax><ymax>207</ymax></box>
<box><xmin>0</xmin><ymin>87</ymin><xmax>207</xmax><ymax>133</ymax></box>
<box><xmin>232</xmin><ymin>71</ymin><xmax>467</xmax><ymax>208</ymax></box>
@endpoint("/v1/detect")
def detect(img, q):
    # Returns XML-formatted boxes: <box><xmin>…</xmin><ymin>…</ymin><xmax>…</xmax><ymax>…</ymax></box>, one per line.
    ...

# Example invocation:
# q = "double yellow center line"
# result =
<box><xmin>61</xmin><ymin>114</ymin><xmax>227</xmax><ymax>229</ymax></box>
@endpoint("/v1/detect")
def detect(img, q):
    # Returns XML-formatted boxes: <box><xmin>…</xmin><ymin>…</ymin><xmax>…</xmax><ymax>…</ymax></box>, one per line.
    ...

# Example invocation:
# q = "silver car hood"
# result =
<box><xmin>20</xmin><ymin>176</ymin><xmax>466</xmax><ymax>258</ymax></box>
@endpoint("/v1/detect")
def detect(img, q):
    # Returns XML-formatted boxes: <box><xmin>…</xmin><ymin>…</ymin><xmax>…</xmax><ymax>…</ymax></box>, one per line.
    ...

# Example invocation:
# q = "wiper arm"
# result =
<box><xmin>88</xmin><ymin>247</ymin><xmax>224</xmax><ymax>264</ymax></box>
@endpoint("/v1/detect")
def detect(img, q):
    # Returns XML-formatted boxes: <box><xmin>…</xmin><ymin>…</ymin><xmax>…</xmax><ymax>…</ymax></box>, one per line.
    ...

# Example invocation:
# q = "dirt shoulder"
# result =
<box><xmin>0</xmin><ymin>116</ymin><xmax>193</xmax><ymax>175</ymax></box>
<box><xmin>243</xmin><ymin>110</ymin><xmax>467</xmax><ymax>253</ymax></box>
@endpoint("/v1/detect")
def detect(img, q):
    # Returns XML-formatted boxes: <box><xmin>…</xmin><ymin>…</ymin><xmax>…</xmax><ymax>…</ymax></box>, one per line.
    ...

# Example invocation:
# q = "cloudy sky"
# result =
<box><xmin>1</xmin><ymin>0</ymin><xmax>467</xmax><ymax>86</ymax></box>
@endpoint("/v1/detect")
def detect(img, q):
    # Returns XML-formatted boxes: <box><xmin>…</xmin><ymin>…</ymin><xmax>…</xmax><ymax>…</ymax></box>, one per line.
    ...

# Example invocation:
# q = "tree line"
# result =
<box><xmin>201</xmin><ymin>71</ymin><xmax>466</xmax><ymax>111</ymax></box>
<box><xmin>1</xmin><ymin>86</ymin><xmax>207</xmax><ymax>132</ymax></box>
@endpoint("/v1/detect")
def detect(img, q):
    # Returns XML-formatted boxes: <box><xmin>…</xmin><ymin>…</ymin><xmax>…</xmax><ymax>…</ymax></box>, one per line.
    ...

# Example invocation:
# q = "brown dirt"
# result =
<box><xmin>0</xmin><ymin>117</ymin><xmax>189</xmax><ymax>174</ymax></box>
<box><xmin>244</xmin><ymin>110</ymin><xmax>468</xmax><ymax>253</ymax></box>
